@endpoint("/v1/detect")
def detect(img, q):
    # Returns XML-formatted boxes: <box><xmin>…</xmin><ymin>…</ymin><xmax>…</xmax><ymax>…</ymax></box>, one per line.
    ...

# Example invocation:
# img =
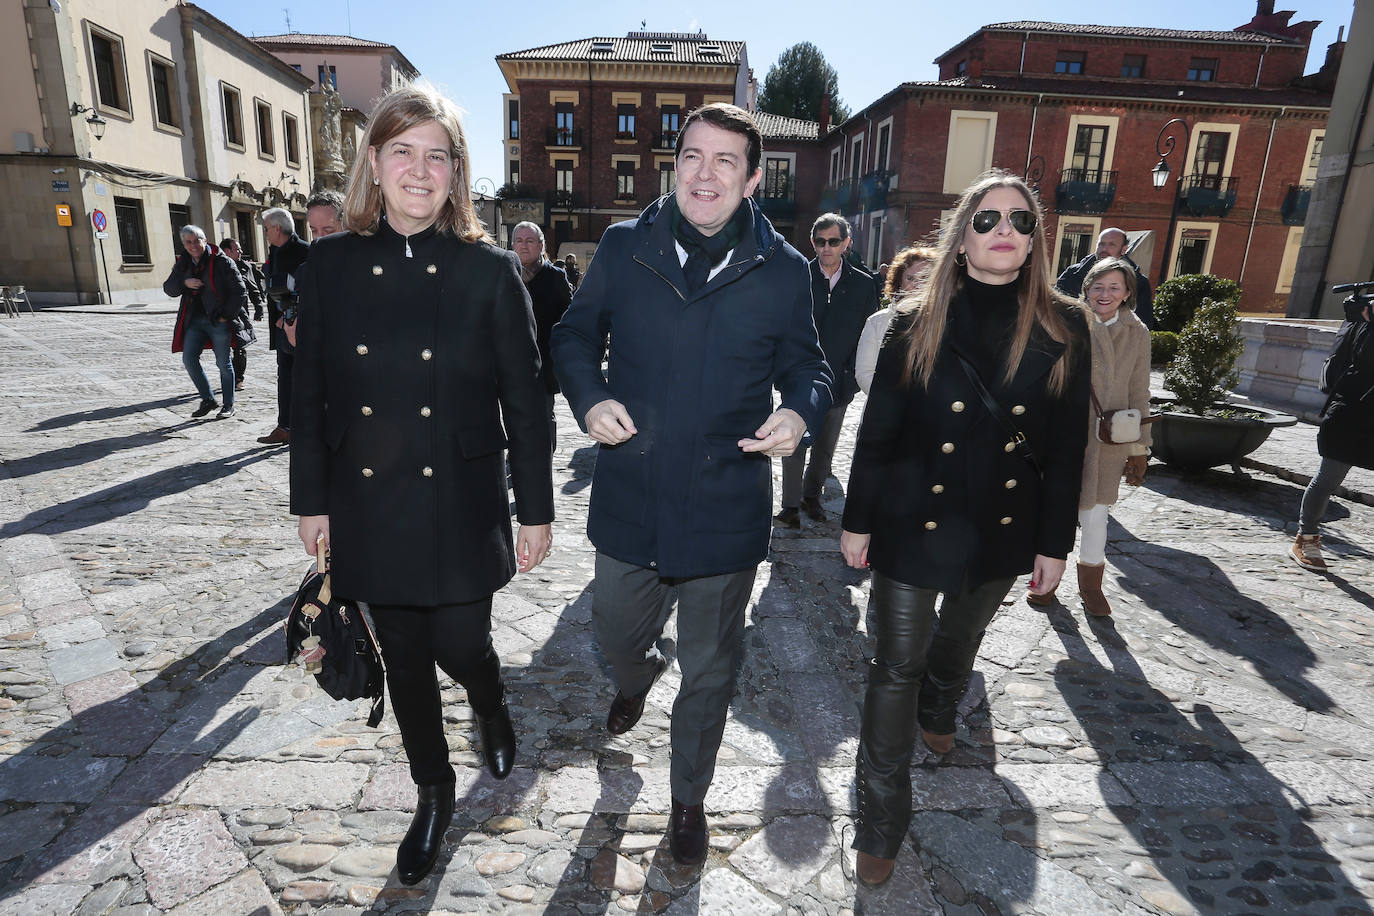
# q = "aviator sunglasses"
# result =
<box><xmin>970</xmin><ymin>208</ymin><xmax>1036</xmax><ymax>235</ymax></box>
<box><xmin>813</xmin><ymin>236</ymin><xmax>847</xmax><ymax>247</ymax></box>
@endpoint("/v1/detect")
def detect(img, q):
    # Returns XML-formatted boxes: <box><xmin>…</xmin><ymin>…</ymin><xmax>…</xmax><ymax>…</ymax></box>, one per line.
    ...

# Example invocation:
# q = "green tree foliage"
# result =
<box><xmin>1163</xmin><ymin>298</ymin><xmax>1246</xmax><ymax>414</ymax></box>
<box><xmin>1153</xmin><ymin>273</ymin><xmax>1242</xmax><ymax>333</ymax></box>
<box><xmin>1149</xmin><ymin>330</ymin><xmax>1179</xmax><ymax>367</ymax></box>
<box><xmin>757</xmin><ymin>42</ymin><xmax>851</xmax><ymax>124</ymax></box>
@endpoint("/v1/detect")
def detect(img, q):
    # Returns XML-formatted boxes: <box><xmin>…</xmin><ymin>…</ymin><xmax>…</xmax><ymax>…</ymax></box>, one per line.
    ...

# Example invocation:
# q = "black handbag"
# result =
<box><xmin>284</xmin><ymin>550</ymin><xmax>386</xmax><ymax>727</ymax></box>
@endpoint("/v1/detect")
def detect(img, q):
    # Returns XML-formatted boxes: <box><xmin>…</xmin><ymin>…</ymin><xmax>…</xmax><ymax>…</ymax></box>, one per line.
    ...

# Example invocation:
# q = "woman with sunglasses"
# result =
<box><xmin>840</xmin><ymin>170</ymin><xmax>1089</xmax><ymax>885</ymax></box>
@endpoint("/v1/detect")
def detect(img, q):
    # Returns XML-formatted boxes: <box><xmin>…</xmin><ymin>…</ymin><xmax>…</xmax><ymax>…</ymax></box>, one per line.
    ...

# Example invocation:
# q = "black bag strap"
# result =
<box><xmin>951</xmin><ymin>347</ymin><xmax>1044</xmax><ymax>477</ymax></box>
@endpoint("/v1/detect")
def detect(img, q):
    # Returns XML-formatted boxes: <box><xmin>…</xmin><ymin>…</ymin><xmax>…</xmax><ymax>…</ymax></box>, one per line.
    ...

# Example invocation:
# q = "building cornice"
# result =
<box><xmin>181</xmin><ymin>4</ymin><xmax>315</xmax><ymax>90</ymax></box>
<box><xmin>498</xmin><ymin>58</ymin><xmax>737</xmax><ymax>93</ymax></box>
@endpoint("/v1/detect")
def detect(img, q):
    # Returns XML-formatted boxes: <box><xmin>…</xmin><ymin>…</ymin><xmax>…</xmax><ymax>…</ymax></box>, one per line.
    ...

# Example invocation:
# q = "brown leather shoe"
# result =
<box><xmin>668</xmin><ymin>799</ymin><xmax>707</xmax><ymax>866</ymax></box>
<box><xmin>800</xmin><ymin>496</ymin><xmax>827</xmax><ymax>522</ymax></box>
<box><xmin>606</xmin><ymin>657</ymin><xmax>667</xmax><ymax>735</ymax></box>
<box><xmin>856</xmin><ymin>851</ymin><xmax>895</xmax><ymax>887</ymax></box>
<box><xmin>921</xmin><ymin>729</ymin><xmax>954</xmax><ymax>754</ymax></box>
<box><xmin>256</xmin><ymin>427</ymin><xmax>290</xmax><ymax>445</ymax></box>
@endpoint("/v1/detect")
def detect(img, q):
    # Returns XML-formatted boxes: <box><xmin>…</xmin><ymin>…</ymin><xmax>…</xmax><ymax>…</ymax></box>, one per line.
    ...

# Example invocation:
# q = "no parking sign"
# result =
<box><xmin>92</xmin><ymin>209</ymin><xmax>107</xmax><ymax>232</ymax></box>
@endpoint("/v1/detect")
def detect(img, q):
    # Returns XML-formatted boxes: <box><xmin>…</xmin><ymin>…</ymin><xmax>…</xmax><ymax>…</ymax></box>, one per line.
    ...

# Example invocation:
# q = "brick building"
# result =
<box><xmin>815</xmin><ymin>2</ymin><xmax>1337</xmax><ymax>313</ymax></box>
<box><xmin>495</xmin><ymin>32</ymin><xmax>753</xmax><ymax>250</ymax></box>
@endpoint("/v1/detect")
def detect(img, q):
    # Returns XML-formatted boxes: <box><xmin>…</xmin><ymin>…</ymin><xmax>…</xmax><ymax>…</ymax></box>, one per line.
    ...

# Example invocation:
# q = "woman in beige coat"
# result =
<box><xmin>1029</xmin><ymin>257</ymin><xmax>1149</xmax><ymax>616</ymax></box>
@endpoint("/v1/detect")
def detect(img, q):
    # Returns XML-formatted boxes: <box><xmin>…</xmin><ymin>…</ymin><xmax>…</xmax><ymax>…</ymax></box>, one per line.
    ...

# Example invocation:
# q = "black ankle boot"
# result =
<box><xmin>397</xmin><ymin>783</ymin><xmax>454</xmax><ymax>885</ymax></box>
<box><xmin>476</xmin><ymin>700</ymin><xmax>516</xmax><ymax>780</ymax></box>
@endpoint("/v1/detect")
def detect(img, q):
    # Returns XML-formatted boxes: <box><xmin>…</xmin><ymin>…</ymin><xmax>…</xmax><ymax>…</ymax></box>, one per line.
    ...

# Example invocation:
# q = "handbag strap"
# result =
<box><xmin>1089</xmin><ymin>386</ymin><xmax>1104</xmax><ymax>418</ymax></box>
<box><xmin>952</xmin><ymin>347</ymin><xmax>1044</xmax><ymax>477</ymax></box>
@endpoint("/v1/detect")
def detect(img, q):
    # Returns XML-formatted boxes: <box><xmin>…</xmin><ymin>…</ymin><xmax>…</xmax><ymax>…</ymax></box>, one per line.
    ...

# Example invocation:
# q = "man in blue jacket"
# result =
<box><xmin>552</xmin><ymin>103</ymin><xmax>832</xmax><ymax>866</ymax></box>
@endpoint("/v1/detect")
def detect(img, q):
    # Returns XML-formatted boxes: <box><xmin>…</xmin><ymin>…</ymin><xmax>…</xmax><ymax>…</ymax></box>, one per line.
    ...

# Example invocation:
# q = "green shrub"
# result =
<box><xmin>1150</xmin><ymin>331</ymin><xmax>1179</xmax><ymax>367</ymax></box>
<box><xmin>1163</xmin><ymin>298</ymin><xmax>1245</xmax><ymax>414</ymax></box>
<box><xmin>1153</xmin><ymin>274</ymin><xmax>1242</xmax><ymax>333</ymax></box>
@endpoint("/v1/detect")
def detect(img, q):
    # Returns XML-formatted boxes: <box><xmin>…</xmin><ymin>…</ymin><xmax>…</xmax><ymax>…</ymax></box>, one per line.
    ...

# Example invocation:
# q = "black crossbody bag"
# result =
<box><xmin>951</xmin><ymin>347</ymin><xmax>1044</xmax><ymax>478</ymax></box>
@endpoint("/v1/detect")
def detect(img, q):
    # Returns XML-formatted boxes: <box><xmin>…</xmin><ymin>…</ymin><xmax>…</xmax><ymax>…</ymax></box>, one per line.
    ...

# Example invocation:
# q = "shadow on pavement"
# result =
<box><xmin>0</xmin><ymin>448</ymin><xmax>278</xmax><ymax>539</ymax></box>
<box><xmin>1</xmin><ymin>423</ymin><xmax>200</xmax><ymax>480</ymax></box>
<box><xmin>25</xmin><ymin>395</ymin><xmax>197</xmax><ymax>432</ymax></box>
<box><xmin>1051</xmin><ymin>613</ymin><xmax>1372</xmax><ymax>915</ymax></box>
<box><xmin>0</xmin><ymin>602</ymin><xmax>286</xmax><ymax>901</ymax></box>
<box><xmin>1108</xmin><ymin>515</ymin><xmax>1337</xmax><ymax>714</ymax></box>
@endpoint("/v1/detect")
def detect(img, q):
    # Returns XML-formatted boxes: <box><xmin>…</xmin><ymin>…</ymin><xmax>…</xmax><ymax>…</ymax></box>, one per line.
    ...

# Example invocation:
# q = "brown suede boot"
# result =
<box><xmin>1026</xmin><ymin>586</ymin><xmax>1057</xmax><ymax>607</ymax></box>
<box><xmin>1078</xmin><ymin>562</ymin><xmax>1112</xmax><ymax>617</ymax></box>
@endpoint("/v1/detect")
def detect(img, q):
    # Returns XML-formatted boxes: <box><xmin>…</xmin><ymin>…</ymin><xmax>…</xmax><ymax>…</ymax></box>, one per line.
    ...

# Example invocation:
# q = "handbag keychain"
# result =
<box><xmin>294</xmin><ymin>536</ymin><xmax>329</xmax><ymax>674</ymax></box>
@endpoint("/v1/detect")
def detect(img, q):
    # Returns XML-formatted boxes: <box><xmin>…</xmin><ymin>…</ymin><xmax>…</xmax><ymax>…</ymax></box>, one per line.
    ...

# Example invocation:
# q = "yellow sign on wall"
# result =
<box><xmin>56</xmin><ymin>204</ymin><xmax>73</xmax><ymax>227</ymax></box>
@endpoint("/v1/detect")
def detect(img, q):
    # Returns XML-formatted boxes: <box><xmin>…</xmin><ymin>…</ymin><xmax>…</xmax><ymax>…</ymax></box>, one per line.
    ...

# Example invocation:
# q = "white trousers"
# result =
<box><xmin>1077</xmin><ymin>504</ymin><xmax>1110</xmax><ymax>566</ymax></box>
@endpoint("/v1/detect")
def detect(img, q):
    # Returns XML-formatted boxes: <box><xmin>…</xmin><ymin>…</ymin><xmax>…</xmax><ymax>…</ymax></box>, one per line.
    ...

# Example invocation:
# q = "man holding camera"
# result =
<box><xmin>258</xmin><ymin>207</ymin><xmax>309</xmax><ymax>446</ymax></box>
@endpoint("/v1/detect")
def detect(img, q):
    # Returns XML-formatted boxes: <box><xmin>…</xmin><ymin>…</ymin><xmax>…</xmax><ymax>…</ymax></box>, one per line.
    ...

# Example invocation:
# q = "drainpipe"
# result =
<box><xmin>1254</xmin><ymin>45</ymin><xmax>1268</xmax><ymax>89</ymax></box>
<box><xmin>1025</xmin><ymin>94</ymin><xmax>1043</xmax><ymax>176</ymax></box>
<box><xmin>1019</xmin><ymin>33</ymin><xmax>1029</xmax><ymax>75</ymax></box>
<box><xmin>1239</xmin><ymin>106</ymin><xmax>1283</xmax><ymax>284</ymax></box>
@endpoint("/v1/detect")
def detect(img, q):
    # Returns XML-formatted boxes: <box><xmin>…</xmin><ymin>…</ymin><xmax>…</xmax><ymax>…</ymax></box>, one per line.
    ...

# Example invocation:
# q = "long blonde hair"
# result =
<box><xmin>343</xmin><ymin>83</ymin><xmax>490</xmax><ymax>243</ymax></box>
<box><xmin>896</xmin><ymin>169</ymin><xmax>1076</xmax><ymax>393</ymax></box>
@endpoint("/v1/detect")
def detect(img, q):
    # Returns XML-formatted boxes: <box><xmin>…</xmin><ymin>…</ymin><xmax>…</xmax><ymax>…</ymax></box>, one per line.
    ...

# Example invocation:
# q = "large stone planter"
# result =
<box><xmin>1150</xmin><ymin>402</ymin><xmax>1298</xmax><ymax>471</ymax></box>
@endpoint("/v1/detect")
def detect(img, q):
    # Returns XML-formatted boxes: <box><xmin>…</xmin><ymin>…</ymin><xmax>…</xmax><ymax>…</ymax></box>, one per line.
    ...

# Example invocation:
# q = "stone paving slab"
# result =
<box><xmin>1</xmin><ymin>314</ymin><xmax>1373</xmax><ymax>913</ymax></box>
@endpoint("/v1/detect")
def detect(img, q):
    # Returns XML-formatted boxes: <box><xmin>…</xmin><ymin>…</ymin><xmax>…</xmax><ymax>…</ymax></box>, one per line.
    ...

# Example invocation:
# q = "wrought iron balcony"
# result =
<box><xmin>860</xmin><ymin>170</ymin><xmax>893</xmax><ymax>212</ymax></box>
<box><xmin>756</xmin><ymin>177</ymin><xmax>796</xmax><ymax>219</ymax></box>
<box><xmin>546</xmin><ymin>189</ymin><xmax>584</xmax><ymax>210</ymax></box>
<box><xmin>1281</xmin><ymin>183</ymin><xmax>1311</xmax><ymax>225</ymax></box>
<box><xmin>820</xmin><ymin>178</ymin><xmax>860</xmax><ymax>214</ymax></box>
<box><xmin>1179</xmin><ymin>174</ymin><xmax>1239</xmax><ymax>218</ymax></box>
<box><xmin>614</xmin><ymin>130</ymin><xmax>636</xmax><ymax>141</ymax></box>
<box><xmin>1055</xmin><ymin>168</ymin><xmax>1118</xmax><ymax>214</ymax></box>
<box><xmin>545</xmin><ymin>127</ymin><xmax>583</xmax><ymax>148</ymax></box>
<box><xmin>652</xmin><ymin>130</ymin><xmax>679</xmax><ymax>151</ymax></box>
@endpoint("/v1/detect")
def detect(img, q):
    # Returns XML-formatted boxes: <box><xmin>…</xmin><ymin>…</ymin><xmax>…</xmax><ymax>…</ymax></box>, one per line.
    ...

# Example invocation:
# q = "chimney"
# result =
<box><xmin>1257</xmin><ymin>0</ymin><xmax>1274</xmax><ymax>15</ymax></box>
<box><xmin>819</xmin><ymin>95</ymin><xmax>830</xmax><ymax>134</ymax></box>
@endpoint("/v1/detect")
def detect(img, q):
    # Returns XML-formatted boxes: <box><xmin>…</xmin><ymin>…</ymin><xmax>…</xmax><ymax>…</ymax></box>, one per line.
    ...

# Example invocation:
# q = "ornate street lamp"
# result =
<box><xmin>69</xmin><ymin>102</ymin><xmax>107</xmax><ymax>141</ymax></box>
<box><xmin>1152</xmin><ymin>118</ymin><xmax>1191</xmax><ymax>286</ymax></box>
<box><xmin>1025</xmin><ymin>154</ymin><xmax>1046</xmax><ymax>193</ymax></box>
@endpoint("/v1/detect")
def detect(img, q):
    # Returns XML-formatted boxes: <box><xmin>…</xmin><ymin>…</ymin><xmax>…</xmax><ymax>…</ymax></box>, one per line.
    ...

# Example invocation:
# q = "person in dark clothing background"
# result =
<box><xmin>1055</xmin><ymin>227</ymin><xmax>1155</xmax><ymax>329</ymax></box>
<box><xmin>775</xmin><ymin>212</ymin><xmax>880</xmax><ymax>527</ymax></box>
<box><xmin>220</xmin><ymin>237</ymin><xmax>263</xmax><ymax>391</ymax></box>
<box><xmin>511</xmin><ymin>220</ymin><xmax>572</xmax><ymax>449</ymax></box>
<box><xmin>258</xmin><ymin>207</ymin><xmax>309</xmax><ymax>446</ymax></box>
<box><xmin>164</xmin><ymin>225</ymin><xmax>248</xmax><ymax>419</ymax></box>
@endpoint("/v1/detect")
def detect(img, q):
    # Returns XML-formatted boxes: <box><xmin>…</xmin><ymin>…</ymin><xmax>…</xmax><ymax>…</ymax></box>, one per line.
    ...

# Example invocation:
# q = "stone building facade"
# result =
<box><xmin>0</xmin><ymin>0</ymin><xmax>313</xmax><ymax>303</ymax></box>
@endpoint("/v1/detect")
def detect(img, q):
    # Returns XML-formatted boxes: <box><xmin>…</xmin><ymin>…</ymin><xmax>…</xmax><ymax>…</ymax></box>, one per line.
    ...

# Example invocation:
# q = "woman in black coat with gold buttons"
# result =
<box><xmin>290</xmin><ymin>85</ymin><xmax>553</xmax><ymax>886</ymax></box>
<box><xmin>840</xmin><ymin>171</ymin><xmax>1089</xmax><ymax>885</ymax></box>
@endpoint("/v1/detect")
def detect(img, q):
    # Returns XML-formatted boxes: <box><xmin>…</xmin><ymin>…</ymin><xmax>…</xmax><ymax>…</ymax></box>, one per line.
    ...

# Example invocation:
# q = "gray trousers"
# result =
<box><xmin>780</xmin><ymin>402</ymin><xmax>849</xmax><ymax>508</ymax></box>
<box><xmin>1299</xmin><ymin>457</ymin><xmax>1354</xmax><ymax>535</ymax></box>
<box><xmin>592</xmin><ymin>552</ymin><xmax>755</xmax><ymax>805</ymax></box>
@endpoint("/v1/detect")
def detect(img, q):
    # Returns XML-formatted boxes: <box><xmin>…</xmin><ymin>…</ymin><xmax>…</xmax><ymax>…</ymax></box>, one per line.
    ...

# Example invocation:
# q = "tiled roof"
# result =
<box><xmin>498</xmin><ymin>36</ymin><xmax>745</xmax><ymax>66</ymax></box>
<box><xmin>752</xmin><ymin>110</ymin><xmax>818</xmax><ymax>141</ymax></box>
<box><xmin>983</xmin><ymin>21</ymin><xmax>1296</xmax><ymax>44</ymax></box>
<box><xmin>901</xmin><ymin>75</ymin><xmax>1330</xmax><ymax>108</ymax></box>
<box><xmin>254</xmin><ymin>33</ymin><xmax>392</xmax><ymax>48</ymax></box>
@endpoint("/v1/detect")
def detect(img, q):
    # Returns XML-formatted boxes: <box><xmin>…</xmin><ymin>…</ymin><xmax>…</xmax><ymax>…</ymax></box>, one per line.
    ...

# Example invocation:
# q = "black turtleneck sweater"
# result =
<box><xmin>953</xmin><ymin>274</ymin><xmax>1022</xmax><ymax>379</ymax></box>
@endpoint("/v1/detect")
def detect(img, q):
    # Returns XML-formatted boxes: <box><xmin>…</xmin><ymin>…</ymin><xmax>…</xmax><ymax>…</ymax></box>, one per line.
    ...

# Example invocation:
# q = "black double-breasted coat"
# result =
<box><xmin>843</xmin><ymin>280</ymin><xmax>1090</xmax><ymax>592</ymax></box>
<box><xmin>289</xmin><ymin>221</ymin><xmax>554</xmax><ymax>606</ymax></box>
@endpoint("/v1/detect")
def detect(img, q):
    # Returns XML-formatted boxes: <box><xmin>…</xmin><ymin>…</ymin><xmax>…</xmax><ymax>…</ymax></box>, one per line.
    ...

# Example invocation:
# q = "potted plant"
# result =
<box><xmin>1151</xmin><ymin>296</ymin><xmax>1296</xmax><ymax>471</ymax></box>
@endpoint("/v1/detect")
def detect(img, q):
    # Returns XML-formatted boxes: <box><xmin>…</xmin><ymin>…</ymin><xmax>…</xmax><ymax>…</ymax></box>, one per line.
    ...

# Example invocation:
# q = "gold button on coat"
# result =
<box><xmin>426</xmin><ymin>264</ymin><xmax>437</xmax><ymax>274</ymax></box>
<box><xmin>420</xmin><ymin>406</ymin><xmax>431</xmax><ymax>417</ymax></box>
<box><xmin>1004</xmin><ymin>441</ymin><xmax>1016</xmax><ymax>452</ymax></box>
<box><xmin>372</xmin><ymin>265</ymin><xmax>383</xmax><ymax>275</ymax></box>
<box><xmin>931</xmin><ymin>484</ymin><xmax>945</xmax><ymax>494</ymax></box>
<box><xmin>1000</xmin><ymin>516</ymin><xmax>1013</xmax><ymax>525</ymax></box>
<box><xmin>360</xmin><ymin>406</ymin><xmax>372</xmax><ymax>416</ymax></box>
<box><xmin>361</xmin><ymin>468</ymin><xmax>373</xmax><ymax>478</ymax></box>
<box><xmin>1011</xmin><ymin>405</ymin><xmax>1026</xmax><ymax>415</ymax></box>
<box><xmin>1005</xmin><ymin>479</ymin><xmax>1017</xmax><ymax>489</ymax></box>
<box><xmin>421</xmin><ymin>349</ymin><xmax>432</xmax><ymax>361</ymax></box>
<box><xmin>951</xmin><ymin>401</ymin><xmax>965</xmax><ymax>412</ymax></box>
<box><xmin>422</xmin><ymin>466</ymin><xmax>433</xmax><ymax>477</ymax></box>
<box><xmin>924</xmin><ymin>521</ymin><xmax>938</xmax><ymax>530</ymax></box>
<box><xmin>356</xmin><ymin>344</ymin><xmax>368</xmax><ymax>355</ymax></box>
<box><xmin>941</xmin><ymin>442</ymin><xmax>955</xmax><ymax>454</ymax></box>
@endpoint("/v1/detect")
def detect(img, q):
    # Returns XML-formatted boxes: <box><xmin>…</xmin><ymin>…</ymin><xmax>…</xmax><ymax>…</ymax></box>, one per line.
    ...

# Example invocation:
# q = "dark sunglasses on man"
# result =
<box><xmin>813</xmin><ymin>236</ymin><xmax>847</xmax><ymax>248</ymax></box>
<box><xmin>970</xmin><ymin>208</ymin><xmax>1036</xmax><ymax>235</ymax></box>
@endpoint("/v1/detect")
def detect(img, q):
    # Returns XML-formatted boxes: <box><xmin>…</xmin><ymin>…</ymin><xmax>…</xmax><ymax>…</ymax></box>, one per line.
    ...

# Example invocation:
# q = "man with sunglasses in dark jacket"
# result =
<box><xmin>776</xmin><ymin>213</ymin><xmax>880</xmax><ymax>528</ymax></box>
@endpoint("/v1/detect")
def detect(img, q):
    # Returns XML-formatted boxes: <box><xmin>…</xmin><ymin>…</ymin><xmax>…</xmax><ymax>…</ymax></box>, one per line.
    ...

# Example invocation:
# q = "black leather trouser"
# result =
<box><xmin>853</xmin><ymin>572</ymin><xmax>1015</xmax><ymax>858</ymax></box>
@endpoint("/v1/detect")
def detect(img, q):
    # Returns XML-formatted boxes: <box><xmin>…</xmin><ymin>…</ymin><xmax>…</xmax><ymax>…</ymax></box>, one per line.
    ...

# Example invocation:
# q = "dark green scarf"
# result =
<box><xmin>668</xmin><ymin>197</ymin><xmax>749</xmax><ymax>293</ymax></box>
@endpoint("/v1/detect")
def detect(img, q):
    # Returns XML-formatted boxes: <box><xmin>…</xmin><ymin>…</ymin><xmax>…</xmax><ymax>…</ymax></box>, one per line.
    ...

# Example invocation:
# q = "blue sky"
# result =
<box><xmin>201</xmin><ymin>0</ymin><xmax>1356</xmax><ymax>190</ymax></box>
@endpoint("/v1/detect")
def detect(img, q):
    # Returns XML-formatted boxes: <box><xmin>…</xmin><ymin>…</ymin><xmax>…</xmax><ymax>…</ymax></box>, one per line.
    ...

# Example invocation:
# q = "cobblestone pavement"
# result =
<box><xmin>2</xmin><ymin>311</ymin><xmax>1373</xmax><ymax>915</ymax></box>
